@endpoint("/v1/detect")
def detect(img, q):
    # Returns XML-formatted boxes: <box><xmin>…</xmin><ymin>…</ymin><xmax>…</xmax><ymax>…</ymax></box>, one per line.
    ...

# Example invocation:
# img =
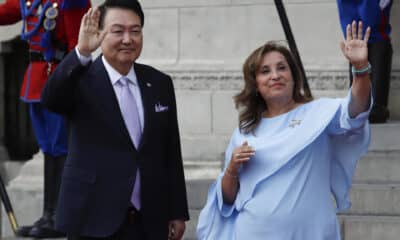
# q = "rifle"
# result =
<box><xmin>0</xmin><ymin>174</ymin><xmax>19</xmax><ymax>235</ymax></box>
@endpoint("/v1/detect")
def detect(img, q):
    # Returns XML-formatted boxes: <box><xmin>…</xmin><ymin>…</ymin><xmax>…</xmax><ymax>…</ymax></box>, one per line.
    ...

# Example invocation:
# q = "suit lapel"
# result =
<box><xmin>88</xmin><ymin>57</ymin><xmax>135</xmax><ymax>149</ymax></box>
<box><xmin>134</xmin><ymin>63</ymin><xmax>153</xmax><ymax>150</ymax></box>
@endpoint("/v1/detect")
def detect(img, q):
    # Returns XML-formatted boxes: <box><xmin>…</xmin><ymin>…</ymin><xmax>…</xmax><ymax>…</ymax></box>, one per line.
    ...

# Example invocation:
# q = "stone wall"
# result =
<box><xmin>120</xmin><ymin>0</ymin><xmax>399</xmax><ymax>161</ymax></box>
<box><xmin>0</xmin><ymin>0</ymin><xmax>399</xmax><ymax>163</ymax></box>
<box><xmin>1</xmin><ymin>0</ymin><xmax>398</xmax><ymax>70</ymax></box>
<box><xmin>170</xmin><ymin>69</ymin><xmax>400</xmax><ymax>161</ymax></box>
<box><xmin>133</xmin><ymin>0</ymin><xmax>400</xmax><ymax>70</ymax></box>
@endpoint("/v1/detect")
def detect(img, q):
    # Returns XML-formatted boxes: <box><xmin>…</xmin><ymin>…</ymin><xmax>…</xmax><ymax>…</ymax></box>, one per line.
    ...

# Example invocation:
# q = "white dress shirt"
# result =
<box><xmin>75</xmin><ymin>48</ymin><xmax>144</xmax><ymax>132</ymax></box>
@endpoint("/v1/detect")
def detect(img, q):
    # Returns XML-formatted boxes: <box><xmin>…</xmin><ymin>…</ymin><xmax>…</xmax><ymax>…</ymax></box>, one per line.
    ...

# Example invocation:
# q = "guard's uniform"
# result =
<box><xmin>0</xmin><ymin>0</ymin><xmax>90</xmax><ymax>237</ymax></box>
<box><xmin>337</xmin><ymin>0</ymin><xmax>392</xmax><ymax>43</ymax></box>
<box><xmin>0</xmin><ymin>0</ymin><xmax>89</xmax><ymax>155</ymax></box>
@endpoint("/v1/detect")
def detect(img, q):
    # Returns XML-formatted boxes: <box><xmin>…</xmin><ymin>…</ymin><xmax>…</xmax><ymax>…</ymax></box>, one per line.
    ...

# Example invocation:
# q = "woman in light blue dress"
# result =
<box><xmin>197</xmin><ymin>21</ymin><xmax>372</xmax><ymax>240</ymax></box>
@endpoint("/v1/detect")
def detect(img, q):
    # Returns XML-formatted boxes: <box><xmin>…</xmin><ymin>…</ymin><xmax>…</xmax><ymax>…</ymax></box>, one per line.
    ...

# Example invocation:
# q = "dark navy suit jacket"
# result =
<box><xmin>41</xmin><ymin>50</ymin><xmax>189</xmax><ymax>239</ymax></box>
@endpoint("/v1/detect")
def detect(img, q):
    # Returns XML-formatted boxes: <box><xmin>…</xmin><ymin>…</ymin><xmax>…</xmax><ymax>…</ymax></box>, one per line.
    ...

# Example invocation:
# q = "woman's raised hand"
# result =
<box><xmin>340</xmin><ymin>20</ymin><xmax>370</xmax><ymax>69</ymax></box>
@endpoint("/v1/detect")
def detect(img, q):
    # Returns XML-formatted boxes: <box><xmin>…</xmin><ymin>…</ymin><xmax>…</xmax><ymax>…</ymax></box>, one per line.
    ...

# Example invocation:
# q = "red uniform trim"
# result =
<box><xmin>379</xmin><ymin>9</ymin><xmax>390</xmax><ymax>41</ymax></box>
<box><xmin>0</xmin><ymin>0</ymin><xmax>21</xmax><ymax>25</ymax></box>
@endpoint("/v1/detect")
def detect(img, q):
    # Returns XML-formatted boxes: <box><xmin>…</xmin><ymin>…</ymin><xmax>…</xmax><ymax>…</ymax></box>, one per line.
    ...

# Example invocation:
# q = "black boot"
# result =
<box><xmin>348</xmin><ymin>41</ymin><xmax>392</xmax><ymax>123</ymax></box>
<box><xmin>16</xmin><ymin>218</ymin><xmax>47</xmax><ymax>237</ymax></box>
<box><xmin>28</xmin><ymin>154</ymin><xmax>66</xmax><ymax>238</ymax></box>
<box><xmin>368</xmin><ymin>41</ymin><xmax>393</xmax><ymax>123</ymax></box>
<box><xmin>16</xmin><ymin>154</ymin><xmax>55</xmax><ymax>237</ymax></box>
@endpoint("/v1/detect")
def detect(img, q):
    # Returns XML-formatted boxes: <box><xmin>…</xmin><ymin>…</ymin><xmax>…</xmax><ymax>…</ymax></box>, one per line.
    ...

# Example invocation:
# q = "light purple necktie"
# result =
<box><xmin>118</xmin><ymin>77</ymin><xmax>142</xmax><ymax>210</ymax></box>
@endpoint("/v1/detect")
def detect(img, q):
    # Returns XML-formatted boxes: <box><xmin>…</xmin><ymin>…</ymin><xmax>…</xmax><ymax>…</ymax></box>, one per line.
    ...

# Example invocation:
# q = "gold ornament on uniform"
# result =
<box><xmin>45</xmin><ymin>3</ymin><xmax>59</xmax><ymax>19</ymax></box>
<box><xmin>43</xmin><ymin>18</ymin><xmax>56</xmax><ymax>31</ymax></box>
<box><xmin>43</xmin><ymin>2</ymin><xmax>59</xmax><ymax>31</ymax></box>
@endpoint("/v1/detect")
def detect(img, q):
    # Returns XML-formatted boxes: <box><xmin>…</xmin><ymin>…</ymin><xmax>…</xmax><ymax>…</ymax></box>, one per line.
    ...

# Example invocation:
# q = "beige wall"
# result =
<box><xmin>1</xmin><ymin>0</ymin><xmax>398</xmax><ymax>161</ymax></box>
<box><xmin>134</xmin><ymin>0</ymin><xmax>399</xmax><ymax>71</ymax></box>
<box><xmin>1</xmin><ymin>0</ymin><xmax>398</xmax><ymax>70</ymax></box>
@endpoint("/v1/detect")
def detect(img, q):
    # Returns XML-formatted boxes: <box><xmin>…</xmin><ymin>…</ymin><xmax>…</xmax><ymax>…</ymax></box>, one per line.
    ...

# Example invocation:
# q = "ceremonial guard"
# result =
<box><xmin>0</xmin><ymin>0</ymin><xmax>90</xmax><ymax>238</ymax></box>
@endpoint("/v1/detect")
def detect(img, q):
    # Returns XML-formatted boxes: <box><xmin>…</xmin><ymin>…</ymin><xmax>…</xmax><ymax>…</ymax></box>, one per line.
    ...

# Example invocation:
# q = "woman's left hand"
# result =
<box><xmin>340</xmin><ymin>20</ymin><xmax>370</xmax><ymax>69</ymax></box>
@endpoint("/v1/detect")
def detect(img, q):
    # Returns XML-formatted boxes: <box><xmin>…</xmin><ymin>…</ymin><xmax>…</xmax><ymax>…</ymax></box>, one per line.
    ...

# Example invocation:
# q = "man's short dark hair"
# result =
<box><xmin>99</xmin><ymin>0</ymin><xmax>144</xmax><ymax>29</ymax></box>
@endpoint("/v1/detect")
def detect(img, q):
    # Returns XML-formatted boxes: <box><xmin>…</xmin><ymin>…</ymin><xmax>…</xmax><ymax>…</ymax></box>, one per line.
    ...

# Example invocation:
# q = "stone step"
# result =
<box><xmin>354</xmin><ymin>150</ymin><xmax>400</xmax><ymax>182</ymax></box>
<box><xmin>348</xmin><ymin>183</ymin><xmax>400</xmax><ymax>216</ymax></box>
<box><xmin>2</xmin><ymin>187</ymin><xmax>400</xmax><ymax>237</ymax></box>
<box><xmin>7</xmin><ymin>149</ymin><xmax>400</xmax><ymax>188</ymax></box>
<box><xmin>5</xmin><ymin>123</ymin><xmax>399</xmax><ymax>183</ymax></box>
<box><xmin>184</xmin><ymin>209</ymin><xmax>200</xmax><ymax>240</ymax></box>
<box><xmin>182</xmin><ymin>123</ymin><xmax>400</xmax><ymax>183</ymax></box>
<box><xmin>186</xmin><ymin>180</ymin><xmax>400</xmax><ymax>215</ymax></box>
<box><xmin>182</xmin><ymin>180</ymin><xmax>209</xmax><ymax>239</ymax></box>
<box><xmin>183</xmin><ymin>161</ymin><xmax>220</xmax><ymax>180</ymax></box>
<box><xmin>183</xmin><ymin>150</ymin><xmax>400</xmax><ymax>184</ymax></box>
<box><xmin>16</xmin><ymin>152</ymin><xmax>44</xmax><ymax>177</ymax></box>
<box><xmin>0</xmin><ymin>152</ymin><xmax>44</xmax><ymax>186</ymax></box>
<box><xmin>338</xmin><ymin>215</ymin><xmax>400</xmax><ymax>240</ymax></box>
<box><xmin>186</xmin><ymin>179</ymin><xmax>213</xmax><ymax>210</ymax></box>
<box><xmin>184</xmin><ymin>210</ymin><xmax>400</xmax><ymax>240</ymax></box>
<box><xmin>369</xmin><ymin>122</ymin><xmax>400</xmax><ymax>151</ymax></box>
<box><xmin>2</xmin><ymin>122</ymin><xmax>398</xmax><ymax>238</ymax></box>
<box><xmin>1</xmin><ymin>185</ymin><xmax>44</xmax><ymax>237</ymax></box>
<box><xmin>5</xmin><ymin>164</ymin><xmax>399</xmax><ymax>237</ymax></box>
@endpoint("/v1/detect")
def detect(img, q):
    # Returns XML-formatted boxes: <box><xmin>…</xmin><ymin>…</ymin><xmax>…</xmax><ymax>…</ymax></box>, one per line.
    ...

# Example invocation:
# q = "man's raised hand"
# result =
<box><xmin>77</xmin><ymin>8</ymin><xmax>106</xmax><ymax>57</ymax></box>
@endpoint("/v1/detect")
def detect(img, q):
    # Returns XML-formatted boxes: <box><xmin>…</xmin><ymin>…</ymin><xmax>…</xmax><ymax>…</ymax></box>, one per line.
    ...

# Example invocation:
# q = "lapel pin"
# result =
<box><xmin>146</xmin><ymin>82</ymin><xmax>152</xmax><ymax>87</ymax></box>
<box><xmin>289</xmin><ymin>119</ymin><xmax>302</xmax><ymax>128</ymax></box>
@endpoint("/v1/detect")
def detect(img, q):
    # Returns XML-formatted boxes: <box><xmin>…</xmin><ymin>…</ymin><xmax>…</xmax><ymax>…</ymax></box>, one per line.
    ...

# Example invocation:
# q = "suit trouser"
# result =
<box><xmin>67</xmin><ymin>207</ymin><xmax>146</xmax><ymax>240</ymax></box>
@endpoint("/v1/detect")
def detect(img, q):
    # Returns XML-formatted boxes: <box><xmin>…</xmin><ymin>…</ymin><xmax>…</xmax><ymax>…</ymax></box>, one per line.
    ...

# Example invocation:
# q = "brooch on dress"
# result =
<box><xmin>289</xmin><ymin>119</ymin><xmax>302</xmax><ymax>128</ymax></box>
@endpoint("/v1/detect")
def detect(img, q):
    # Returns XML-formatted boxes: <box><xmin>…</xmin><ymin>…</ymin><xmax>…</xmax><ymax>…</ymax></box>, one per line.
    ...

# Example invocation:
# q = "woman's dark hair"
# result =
<box><xmin>234</xmin><ymin>41</ymin><xmax>313</xmax><ymax>134</ymax></box>
<box><xmin>99</xmin><ymin>0</ymin><xmax>144</xmax><ymax>29</ymax></box>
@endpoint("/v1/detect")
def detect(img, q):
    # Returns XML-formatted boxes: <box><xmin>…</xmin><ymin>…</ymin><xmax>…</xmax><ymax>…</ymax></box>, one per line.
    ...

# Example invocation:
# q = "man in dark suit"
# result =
<box><xmin>41</xmin><ymin>0</ymin><xmax>189</xmax><ymax>239</ymax></box>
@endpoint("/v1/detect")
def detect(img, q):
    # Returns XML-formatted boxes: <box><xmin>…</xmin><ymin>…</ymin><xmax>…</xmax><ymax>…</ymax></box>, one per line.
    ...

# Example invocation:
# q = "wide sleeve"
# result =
<box><xmin>328</xmin><ymin>89</ymin><xmax>372</xmax><ymax>134</ymax></box>
<box><xmin>215</xmin><ymin>129</ymin><xmax>241</xmax><ymax>217</ymax></box>
<box><xmin>196</xmin><ymin>176</ymin><xmax>237</xmax><ymax>240</ymax></box>
<box><xmin>0</xmin><ymin>0</ymin><xmax>21</xmax><ymax>25</ymax></box>
<box><xmin>328</xmin><ymin>90</ymin><xmax>372</xmax><ymax>212</ymax></box>
<box><xmin>196</xmin><ymin>130</ymin><xmax>240</xmax><ymax>239</ymax></box>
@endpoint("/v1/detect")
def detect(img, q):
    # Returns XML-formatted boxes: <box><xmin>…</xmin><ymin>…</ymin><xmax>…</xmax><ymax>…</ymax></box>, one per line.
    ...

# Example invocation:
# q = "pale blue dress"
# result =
<box><xmin>197</xmin><ymin>92</ymin><xmax>371</xmax><ymax>240</ymax></box>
